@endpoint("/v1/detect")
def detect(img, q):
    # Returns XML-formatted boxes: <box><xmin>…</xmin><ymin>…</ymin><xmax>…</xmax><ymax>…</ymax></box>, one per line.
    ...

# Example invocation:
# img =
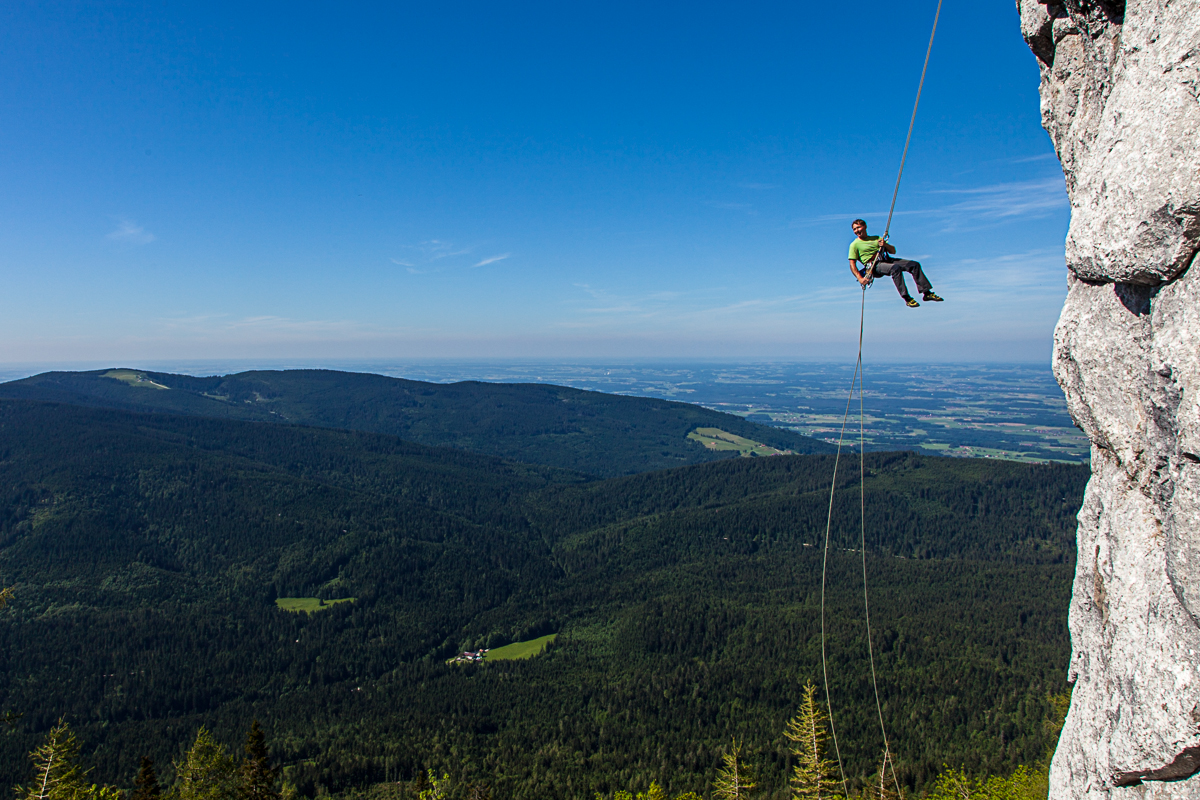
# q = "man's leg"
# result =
<box><xmin>891</xmin><ymin>259</ymin><xmax>932</xmax><ymax>295</ymax></box>
<box><xmin>873</xmin><ymin>262</ymin><xmax>912</xmax><ymax>298</ymax></box>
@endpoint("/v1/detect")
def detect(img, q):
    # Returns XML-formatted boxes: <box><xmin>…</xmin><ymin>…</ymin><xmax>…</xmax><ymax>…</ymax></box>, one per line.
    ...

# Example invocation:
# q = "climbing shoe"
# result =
<box><xmin>904</xmin><ymin>297</ymin><xmax>920</xmax><ymax>308</ymax></box>
<box><xmin>923</xmin><ymin>291</ymin><xmax>944</xmax><ymax>302</ymax></box>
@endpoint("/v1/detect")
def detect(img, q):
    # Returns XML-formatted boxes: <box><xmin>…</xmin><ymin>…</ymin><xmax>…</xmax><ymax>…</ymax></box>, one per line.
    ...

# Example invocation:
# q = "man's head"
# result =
<box><xmin>852</xmin><ymin>219</ymin><xmax>868</xmax><ymax>237</ymax></box>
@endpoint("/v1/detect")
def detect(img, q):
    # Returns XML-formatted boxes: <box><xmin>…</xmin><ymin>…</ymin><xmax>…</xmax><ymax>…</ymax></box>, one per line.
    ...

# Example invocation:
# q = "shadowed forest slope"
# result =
<box><xmin>0</xmin><ymin>369</ymin><xmax>833</xmax><ymax>476</ymax></box>
<box><xmin>0</xmin><ymin>400</ymin><xmax>1086</xmax><ymax>797</ymax></box>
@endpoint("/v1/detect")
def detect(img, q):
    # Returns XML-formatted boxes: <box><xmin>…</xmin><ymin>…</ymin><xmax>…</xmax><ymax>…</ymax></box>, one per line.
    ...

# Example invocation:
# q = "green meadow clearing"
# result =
<box><xmin>101</xmin><ymin>369</ymin><xmax>170</xmax><ymax>389</ymax></box>
<box><xmin>275</xmin><ymin>597</ymin><xmax>356</xmax><ymax>614</ymax></box>
<box><xmin>686</xmin><ymin>427</ymin><xmax>790</xmax><ymax>456</ymax></box>
<box><xmin>483</xmin><ymin>633</ymin><xmax>557</xmax><ymax>661</ymax></box>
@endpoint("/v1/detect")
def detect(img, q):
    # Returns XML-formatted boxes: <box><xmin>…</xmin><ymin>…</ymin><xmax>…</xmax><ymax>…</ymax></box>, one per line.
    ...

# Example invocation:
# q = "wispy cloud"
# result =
<box><xmin>928</xmin><ymin>178</ymin><xmax>1067</xmax><ymax>221</ymax></box>
<box><xmin>420</xmin><ymin>240</ymin><xmax>473</xmax><ymax>260</ymax></box>
<box><xmin>553</xmin><ymin>281</ymin><xmax>864</xmax><ymax>341</ymax></box>
<box><xmin>107</xmin><ymin>218</ymin><xmax>155</xmax><ymax>244</ymax></box>
<box><xmin>394</xmin><ymin>239</ymin><xmax>514</xmax><ymax>275</ymax></box>
<box><xmin>472</xmin><ymin>253</ymin><xmax>511</xmax><ymax>268</ymax></box>
<box><xmin>564</xmin><ymin>283</ymin><xmax>825</xmax><ymax>331</ymax></box>
<box><xmin>703</xmin><ymin>294</ymin><xmax>808</xmax><ymax>315</ymax></box>
<box><xmin>390</xmin><ymin>257</ymin><xmax>433</xmax><ymax>275</ymax></box>
<box><xmin>794</xmin><ymin>177</ymin><xmax>1067</xmax><ymax>230</ymax></box>
<box><xmin>564</xmin><ymin>284</ymin><xmax>685</xmax><ymax>323</ymax></box>
<box><xmin>1008</xmin><ymin>152</ymin><xmax>1058</xmax><ymax>164</ymax></box>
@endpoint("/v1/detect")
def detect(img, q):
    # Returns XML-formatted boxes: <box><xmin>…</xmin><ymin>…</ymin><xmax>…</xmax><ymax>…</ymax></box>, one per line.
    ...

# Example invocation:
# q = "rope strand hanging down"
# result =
<box><xmin>818</xmin><ymin>288</ymin><xmax>866</xmax><ymax>798</ymax></box>
<box><xmin>816</xmin><ymin>2</ymin><xmax>942</xmax><ymax>797</ymax></box>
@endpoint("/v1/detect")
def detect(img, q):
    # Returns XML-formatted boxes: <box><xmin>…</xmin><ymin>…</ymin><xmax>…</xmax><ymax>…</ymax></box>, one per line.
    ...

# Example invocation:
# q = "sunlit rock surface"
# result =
<box><xmin>1019</xmin><ymin>0</ymin><xmax>1200</xmax><ymax>796</ymax></box>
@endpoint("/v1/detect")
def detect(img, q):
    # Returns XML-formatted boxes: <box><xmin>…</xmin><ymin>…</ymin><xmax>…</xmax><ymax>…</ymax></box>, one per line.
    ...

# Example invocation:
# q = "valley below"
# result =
<box><xmin>0</xmin><ymin>370</ymin><xmax>1085</xmax><ymax>798</ymax></box>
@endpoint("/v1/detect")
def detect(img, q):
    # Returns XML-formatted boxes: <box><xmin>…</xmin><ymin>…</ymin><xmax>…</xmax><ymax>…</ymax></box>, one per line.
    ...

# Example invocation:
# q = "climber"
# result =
<box><xmin>847</xmin><ymin>219</ymin><xmax>943</xmax><ymax>307</ymax></box>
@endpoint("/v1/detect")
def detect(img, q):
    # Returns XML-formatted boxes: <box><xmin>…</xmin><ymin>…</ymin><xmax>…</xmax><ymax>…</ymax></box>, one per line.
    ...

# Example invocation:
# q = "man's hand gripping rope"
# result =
<box><xmin>859</xmin><ymin>234</ymin><xmax>888</xmax><ymax>289</ymax></box>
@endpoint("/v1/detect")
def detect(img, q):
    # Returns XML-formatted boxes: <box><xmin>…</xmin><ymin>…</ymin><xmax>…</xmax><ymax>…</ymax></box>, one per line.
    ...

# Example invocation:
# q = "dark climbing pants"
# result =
<box><xmin>872</xmin><ymin>258</ymin><xmax>932</xmax><ymax>298</ymax></box>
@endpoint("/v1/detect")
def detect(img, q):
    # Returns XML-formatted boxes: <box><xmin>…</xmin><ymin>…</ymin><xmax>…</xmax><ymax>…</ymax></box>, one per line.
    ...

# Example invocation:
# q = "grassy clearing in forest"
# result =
<box><xmin>687</xmin><ymin>427</ymin><xmax>791</xmax><ymax>456</ymax></box>
<box><xmin>101</xmin><ymin>369</ymin><xmax>170</xmax><ymax>389</ymax></box>
<box><xmin>275</xmin><ymin>597</ymin><xmax>355</xmax><ymax>614</ymax></box>
<box><xmin>483</xmin><ymin>633</ymin><xmax>556</xmax><ymax>660</ymax></box>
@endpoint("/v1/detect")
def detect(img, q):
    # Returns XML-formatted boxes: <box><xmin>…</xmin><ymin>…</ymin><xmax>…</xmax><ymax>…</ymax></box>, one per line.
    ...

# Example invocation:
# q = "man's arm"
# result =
<box><xmin>882</xmin><ymin>241</ymin><xmax>896</xmax><ymax>254</ymax></box>
<box><xmin>849</xmin><ymin>259</ymin><xmax>869</xmax><ymax>286</ymax></box>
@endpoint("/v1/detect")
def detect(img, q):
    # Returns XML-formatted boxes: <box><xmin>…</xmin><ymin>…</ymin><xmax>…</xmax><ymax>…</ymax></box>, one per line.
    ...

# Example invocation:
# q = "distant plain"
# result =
<box><xmin>0</xmin><ymin>360</ymin><xmax>1084</xmax><ymax>463</ymax></box>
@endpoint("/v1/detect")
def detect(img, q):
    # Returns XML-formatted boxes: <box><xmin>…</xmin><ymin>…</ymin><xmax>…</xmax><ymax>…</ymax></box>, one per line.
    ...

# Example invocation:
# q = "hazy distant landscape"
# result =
<box><xmin>8</xmin><ymin>360</ymin><xmax>1081</xmax><ymax>463</ymax></box>
<box><xmin>368</xmin><ymin>361</ymin><xmax>1086</xmax><ymax>463</ymax></box>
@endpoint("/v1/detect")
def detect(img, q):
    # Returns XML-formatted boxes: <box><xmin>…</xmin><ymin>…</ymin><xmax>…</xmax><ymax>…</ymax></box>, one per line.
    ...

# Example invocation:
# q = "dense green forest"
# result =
<box><xmin>0</xmin><ymin>369</ymin><xmax>833</xmax><ymax>476</ymax></box>
<box><xmin>0</xmin><ymin>399</ymin><xmax>1086</xmax><ymax>798</ymax></box>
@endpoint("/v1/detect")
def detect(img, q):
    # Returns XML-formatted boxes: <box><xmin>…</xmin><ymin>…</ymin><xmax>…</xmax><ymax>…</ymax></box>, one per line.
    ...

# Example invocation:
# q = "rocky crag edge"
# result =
<box><xmin>1019</xmin><ymin>0</ymin><xmax>1200</xmax><ymax>797</ymax></box>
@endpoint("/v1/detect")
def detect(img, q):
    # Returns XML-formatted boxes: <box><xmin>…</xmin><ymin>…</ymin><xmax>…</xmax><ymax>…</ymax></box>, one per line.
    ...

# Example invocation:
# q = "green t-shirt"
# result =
<box><xmin>848</xmin><ymin>236</ymin><xmax>883</xmax><ymax>265</ymax></box>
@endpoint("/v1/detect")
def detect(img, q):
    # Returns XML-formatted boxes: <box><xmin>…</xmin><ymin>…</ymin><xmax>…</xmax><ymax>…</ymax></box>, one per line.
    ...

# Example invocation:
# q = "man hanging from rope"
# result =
<box><xmin>847</xmin><ymin>219</ymin><xmax>943</xmax><ymax>307</ymax></box>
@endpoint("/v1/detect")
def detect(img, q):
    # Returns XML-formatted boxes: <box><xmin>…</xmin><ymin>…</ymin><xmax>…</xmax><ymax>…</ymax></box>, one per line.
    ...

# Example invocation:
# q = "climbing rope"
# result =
<box><xmin>819</xmin><ymin>277</ymin><xmax>907</xmax><ymax>800</ymax></box>
<box><xmin>818</xmin><ymin>288</ymin><xmax>866</xmax><ymax>799</ymax></box>
<box><xmin>865</xmin><ymin>0</ymin><xmax>944</xmax><ymax>282</ymax></box>
<box><xmin>818</xmin><ymin>2</ymin><xmax>942</xmax><ymax>797</ymax></box>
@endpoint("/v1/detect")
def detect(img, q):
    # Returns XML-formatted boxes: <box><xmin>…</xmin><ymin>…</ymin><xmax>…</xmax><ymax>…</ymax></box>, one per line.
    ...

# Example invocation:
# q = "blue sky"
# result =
<box><xmin>0</xmin><ymin>1</ymin><xmax>1068</xmax><ymax>367</ymax></box>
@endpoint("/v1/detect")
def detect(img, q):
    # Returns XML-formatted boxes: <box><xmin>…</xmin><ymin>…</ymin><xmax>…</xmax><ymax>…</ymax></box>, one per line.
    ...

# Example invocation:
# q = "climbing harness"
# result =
<box><xmin>819</xmin><ymin>1</ymin><xmax>943</xmax><ymax>797</ymax></box>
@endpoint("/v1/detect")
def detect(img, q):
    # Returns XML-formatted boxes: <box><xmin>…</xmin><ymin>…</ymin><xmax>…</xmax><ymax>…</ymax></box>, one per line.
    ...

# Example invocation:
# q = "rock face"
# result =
<box><xmin>1019</xmin><ymin>0</ymin><xmax>1200</xmax><ymax>796</ymax></box>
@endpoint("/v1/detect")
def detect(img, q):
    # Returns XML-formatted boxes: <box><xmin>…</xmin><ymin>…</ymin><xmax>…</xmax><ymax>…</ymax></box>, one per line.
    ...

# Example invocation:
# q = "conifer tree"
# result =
<box><xmin>132</xmin><ymin>757</ymin><xmax>161</xmax><ymax>800</ymax></box>
<box><xmin>868</xmin><ymin>752</ymin><xmax>898</xmax><ymax>800</ymax></box>
<box><xmin>636</xmin><ymin>782</ymin><xmax>667</xmax><ymax>800</ymax></box>
<box><xmin>17</xmin><ymin>720</ymin><xmax>118</xmax><ymax>800</ymax></box>
<box><xmin>784</xmin><ymin>681</ymin><xmax>840</xmax><ymax>800</ymax></box>
<box><xmin>237</xmin><ymin>722</ymin><xmax>279</xmax><ymax>800</ymax></box>
<box><xmin>713</xmin><ymin>740</ymin><xmax>756</xmax><ymax>800</ymax></box>
<box><xmin>19</xmin><ymin>720</ymin><xmax>87</xmax><ymax>800</ymax></box>
<box><xmin>417</xmin><ymin>770</ymin><xmax>449</xmax><ymax>800</ymax></box>
<box><xmin>174</xmin><ymin>727</ymin><xmax>236</xmax><ymax>800</ymax></box>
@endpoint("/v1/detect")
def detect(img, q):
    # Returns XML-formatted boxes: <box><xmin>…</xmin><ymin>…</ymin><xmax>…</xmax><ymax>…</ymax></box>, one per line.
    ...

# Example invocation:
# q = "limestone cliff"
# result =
<box><xmin>1019</xmin><ymin>0</ymin><xmax>1200</xmax><ymax>796</ymax></box>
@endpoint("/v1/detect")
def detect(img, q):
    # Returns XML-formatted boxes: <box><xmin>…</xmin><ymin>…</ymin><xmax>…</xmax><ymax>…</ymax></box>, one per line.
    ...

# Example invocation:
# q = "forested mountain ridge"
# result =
<box><xmin>0</xmin><ymin>368</ymin><xmax>833</xmax><ymax>476</ymax></box>
<box><xmin>0</xmin><ymin>399</ymin><xmax>1086</xmax><ymax>798</ymax></box>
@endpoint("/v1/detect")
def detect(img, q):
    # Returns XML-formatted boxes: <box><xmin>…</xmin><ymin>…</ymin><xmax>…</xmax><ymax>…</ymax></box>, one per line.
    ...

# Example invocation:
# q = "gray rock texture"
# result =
<box><xmin>1021</xmin><ymin>0</ymin><xmax>1200</xmax><ymax>285</ymax></box>
<box><xmin>1019</xmin><ymin>0</ymin><xmax>1200</xmax><ymax>797</ymax></box>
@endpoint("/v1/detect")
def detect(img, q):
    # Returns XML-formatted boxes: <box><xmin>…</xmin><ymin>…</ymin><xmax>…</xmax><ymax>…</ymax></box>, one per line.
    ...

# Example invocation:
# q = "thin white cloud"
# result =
<box><xmin>704</xmin><ymin>294</ymin><xmax>808</xmax><ymax>315</ymax></box>
<box><xmin>396</xmin><ymin>239</ymin><xmax>512</xmax><ymax>275</ymax></box>
<box><xmin>928</xmin><ymin>177</ymin><xmax>1067</xmax><ymax>220</ymax></box>
<box><xmin>107</xmin><ymin>219</ymin><xmax>155</xmax><ymax>244</ymax></box>
<box><xmin>472</xmin><ymin>253</ymin><xmax>511</xmax><ymax>268</ymax></box>
<box><xmin>1008</xmin><ymin>152</ymin><xmax>1058</xmax><ymax>164</ymax></box>
<box><xmin>565</xmin><ymin>284</ymin><xmax>684</xmax><ymax>321</ymax></box>
<box><xmin>794</xmin><ymin>177</ymin><xmax>1067</xmax><ymax>229</ymax></box>
<box><xmin>553</xmin><ymin>283</ymin><xmax>850</xmax><ymax>336</ymax></box>
<box><xmin>420</xmin><ymin>240</ymin><xmax>473</xmax><ymax>260</ymax></box>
